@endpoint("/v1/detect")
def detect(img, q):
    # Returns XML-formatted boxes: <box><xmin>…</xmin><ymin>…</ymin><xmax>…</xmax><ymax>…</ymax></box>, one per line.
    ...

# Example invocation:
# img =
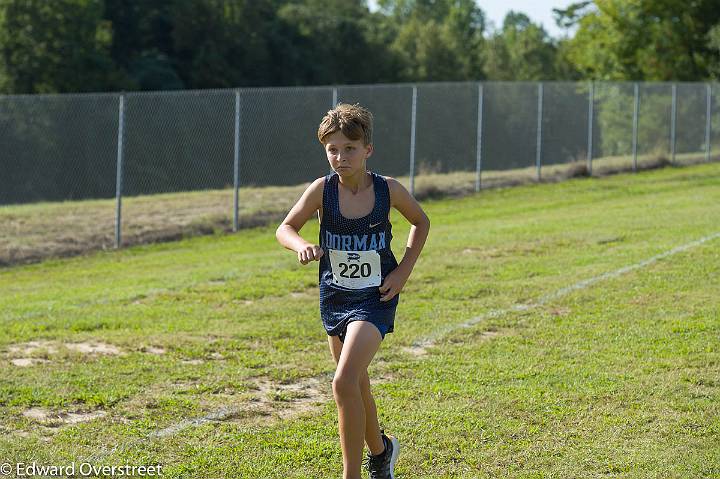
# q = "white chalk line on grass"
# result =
<box><xmin>411</xmin><ymin>231</ymin><xmax>720</xmax><ymax>351</ymax></box>
<box><xmin>83</xmin><ymin>407</ymin><xmax>245</xmax><ymax>464</ymax></box>
<box><xmin>87</xmin><ymin>230</ymin><xmax>720</xmax><ymax>461</ymax></box>
<box><xmin>84</xmin><ymin>372</ymin><xmax>338</xmax><ymax>463</ymax></box>
<box><xmin>152</xmin><ymin>406</ymin><xmax>243</xmax><ymax>438</ymax></box>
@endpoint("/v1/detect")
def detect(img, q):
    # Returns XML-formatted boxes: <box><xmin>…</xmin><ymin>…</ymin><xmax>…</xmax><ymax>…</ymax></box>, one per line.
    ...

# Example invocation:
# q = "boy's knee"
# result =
<box><xmin>332</xmin><ymin>371</ymin><xmax>361</xmax><ymax>397</ymax></box>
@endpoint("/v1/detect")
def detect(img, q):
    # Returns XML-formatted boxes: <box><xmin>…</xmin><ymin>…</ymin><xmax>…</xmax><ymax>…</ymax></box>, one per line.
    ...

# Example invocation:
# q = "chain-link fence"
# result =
<box><xmin>1</xmin><ymin>81</ymin><xmax>718</xmax><ymax>266</ymax></box>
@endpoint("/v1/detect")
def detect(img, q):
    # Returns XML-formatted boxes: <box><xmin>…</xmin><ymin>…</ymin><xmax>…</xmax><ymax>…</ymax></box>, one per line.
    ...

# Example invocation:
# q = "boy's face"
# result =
<box><xmin>323</xmin><ymin>130</ymin><xmax>373</xmax><ymax>177</ymax></box>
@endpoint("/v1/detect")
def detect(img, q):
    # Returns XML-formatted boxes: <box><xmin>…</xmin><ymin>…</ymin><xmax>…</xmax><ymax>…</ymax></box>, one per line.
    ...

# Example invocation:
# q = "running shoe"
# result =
<box><xmin>364</xmin><ymin>430</ymin><xmax>400</xmax><ymax>479</ymax></box>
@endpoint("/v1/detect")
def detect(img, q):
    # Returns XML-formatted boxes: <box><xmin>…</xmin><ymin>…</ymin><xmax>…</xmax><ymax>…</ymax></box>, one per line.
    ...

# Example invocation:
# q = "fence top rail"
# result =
<box><xmin>0</xmin><ymin>81</ymin><xmax>718</xmax><ymax>100</ymax></box>
<box><xmin>0</xmin><ymin>91</ymin><xmax>121</xmax><ymax>101</ymax></box>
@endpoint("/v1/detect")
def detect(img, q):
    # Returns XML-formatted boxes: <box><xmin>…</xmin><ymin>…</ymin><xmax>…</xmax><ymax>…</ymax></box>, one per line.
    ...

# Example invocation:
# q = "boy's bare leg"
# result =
<box><xmin>329</xmin><ymin>335</ymin><xmax>385</xmax><ymax>456</ymax></box>
<box><xmin>359</xmin><ymin>370</ymin><xmax>385</xmax><ymax>455</ymax></box>
<box><xmin>330</xmin><ymin>321</ymin><xmax>383</xmax><ymax>479</ymax></box>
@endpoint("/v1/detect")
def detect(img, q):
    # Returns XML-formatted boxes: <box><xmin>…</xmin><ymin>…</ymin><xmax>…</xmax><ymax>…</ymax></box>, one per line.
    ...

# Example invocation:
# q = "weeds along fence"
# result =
<box><xmin>0</xmin><ymin>81</ymin><xmax>718</xmax><ymax>259</ymax></box>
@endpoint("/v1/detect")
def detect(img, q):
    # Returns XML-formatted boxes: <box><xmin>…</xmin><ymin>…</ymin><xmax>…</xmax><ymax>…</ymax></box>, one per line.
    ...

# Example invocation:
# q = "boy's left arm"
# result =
<box><xmin>379</xmin><ymin>178</ymin><xmax>430</xmax><ymax>302</ymax></box>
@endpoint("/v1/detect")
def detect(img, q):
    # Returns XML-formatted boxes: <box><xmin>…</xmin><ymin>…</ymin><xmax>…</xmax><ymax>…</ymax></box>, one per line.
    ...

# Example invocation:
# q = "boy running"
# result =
<box><xmin>276</xmin><ymin>103</ymin><xmax>430</xmax><ymax>479</ymax></box>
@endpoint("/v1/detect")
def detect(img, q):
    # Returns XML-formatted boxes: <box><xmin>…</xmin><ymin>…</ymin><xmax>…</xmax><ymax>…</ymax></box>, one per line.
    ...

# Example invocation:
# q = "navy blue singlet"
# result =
<box><xmin>319</xmin><ymin>171</ymin><xmax>399</xmax><ymax>342</ymax></box>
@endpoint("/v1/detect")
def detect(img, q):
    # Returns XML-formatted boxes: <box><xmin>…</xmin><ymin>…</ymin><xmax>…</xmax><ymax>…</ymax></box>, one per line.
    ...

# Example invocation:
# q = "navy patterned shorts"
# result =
<box><xmin>321</xmin><ymin>287</ymin><xmax>399</xmax><ymax>343</ymax></box>
<box><xmin>335</xmin><ymin>309</ymin><xmax>396</xmax><ymax>343</ymax></box>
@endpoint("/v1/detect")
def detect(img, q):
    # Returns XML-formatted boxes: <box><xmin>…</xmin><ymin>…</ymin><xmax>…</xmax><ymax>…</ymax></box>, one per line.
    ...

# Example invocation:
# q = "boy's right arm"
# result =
<box><xmin>275</xmin><ymin>177</ymin><xmax>325</xmax><ymax>265</ymax></box>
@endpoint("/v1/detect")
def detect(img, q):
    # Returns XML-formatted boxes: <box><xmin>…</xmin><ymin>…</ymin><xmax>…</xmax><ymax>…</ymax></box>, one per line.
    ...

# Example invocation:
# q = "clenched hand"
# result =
<box><xmin>298</xmin><ymin>245</ymin><xmax>324</xmax><ymax>265</ymax></box>
<box><xmin>378</xmin><ymin>266</ymin><xmax>410</xmax><ymax>302</ymax></box>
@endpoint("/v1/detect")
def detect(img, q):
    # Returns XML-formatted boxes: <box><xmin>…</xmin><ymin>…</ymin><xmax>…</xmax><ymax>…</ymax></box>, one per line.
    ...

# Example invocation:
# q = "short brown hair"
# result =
<box><xmin>317</xmin><ymin>103</ymin><xmax>373</xmax><ymax>145</ymax></box>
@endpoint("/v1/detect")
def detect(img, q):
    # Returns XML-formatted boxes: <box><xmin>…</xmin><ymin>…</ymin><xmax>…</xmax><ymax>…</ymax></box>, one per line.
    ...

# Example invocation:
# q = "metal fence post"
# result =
<box><xmin>632</xmin><ymin>83</ymin><xmax>639</xmax><ymax>172</ymax></box>
<box><xmin>327</xmin><ymin>88</ymin><xmax>339</xmax><ymax>176</ymax></box>
<box><xmin>670</xmin><ymin>83</ymin><xmax>677</xmax><ymax>164</ymax></box>
<box><xmin>114</xmin><ymin>94</ymin><xmax>125</xmax><ymax>249</ymax></box>
<box><xmin>706</xmin><ymin>83</ymin><xmax>712</xmax><ymax>163</ymax></box>
<box><xmin>536</xmin><ymin>82</ymin><xmax>543</xmax><ymax>182</ymax></box>
<box><xmin>233</xmin><ymin>89</ymin><xmax>241</xmax><ymax>232</ymax></box>
<box><xmin>587</xmin><ymin>81</ymin><xmax>594</xmax><ymax>176</ymax></box>
<box><xmin>409</xmin><ymin>86</ymin><xmax>417</xmax><ymax>196</ymax></box>
<box><xmin>475</xmin><ymin>83</ymin><xmax>484</xmax><ymax>192</ymax></box>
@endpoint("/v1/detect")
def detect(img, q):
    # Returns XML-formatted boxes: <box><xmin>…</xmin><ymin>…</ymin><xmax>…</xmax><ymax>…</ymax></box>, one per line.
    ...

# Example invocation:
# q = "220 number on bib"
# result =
<box><xmin>328</xmin><ymin>249</ymin><xmax>381</xmax><ymax>289</ymax></box>
<box><xmin>338</xmin><ymin>262</ymin><xmax>372</xmax><ymax>278</ymax></box>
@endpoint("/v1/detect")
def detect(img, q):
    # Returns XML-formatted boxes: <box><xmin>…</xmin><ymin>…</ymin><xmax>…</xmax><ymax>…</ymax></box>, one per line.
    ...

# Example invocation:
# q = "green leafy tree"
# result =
<box><xmin>103</xmin><ymin>0</ymin><xmax>291</xmax><ymax>90</ymax></box>
<box><xmin>103</xmin><ymin>0</ymin><xmax>189</xmax><ymax>90</ymax></box>
<box><xmin>552</xmin><ymin>38</ymin><xmax>583</xmax><ymax>81</ymax></box>
<box><xmin>484</xmin><ymin>11</ymin><xmax>560</xmax><ymax>80</ymax></box>
<box><xmin>379</xmin><ymin>0</ymin><xmax>485</xmax><ymax>81</ymax></box>
<box><xmin>171</xmin><ymin>0</ymin><xmax>277</xmax><ymax>88</ymax></box>
<box><xmin>707</xmin><ymin>23</ymin><xmax>720</xmax><ymax>79</ymax></box>
<box><xmin>560</xmin><ymin>0</ymin><xmax>720</xmax><ymax>80</ymax></box>
<box><xmin>276</xmin><ymin>0</ymin><xmax>398</xmax><ymax>85</ymax></box>
<box><xmin>0</xmin><ymin>0</ymin><xmax>122</xmax><ymax>93</ymax></box>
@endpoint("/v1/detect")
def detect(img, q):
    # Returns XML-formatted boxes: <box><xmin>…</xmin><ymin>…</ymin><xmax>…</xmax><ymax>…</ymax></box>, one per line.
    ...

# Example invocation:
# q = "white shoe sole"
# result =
<box><xmin>388</xmin><ymin>436</ymin><xmax>400</xmax><ymax>479</ymax></box>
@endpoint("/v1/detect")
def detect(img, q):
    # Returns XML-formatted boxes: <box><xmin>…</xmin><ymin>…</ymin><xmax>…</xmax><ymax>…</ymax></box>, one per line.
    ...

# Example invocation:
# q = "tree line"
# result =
<box><xmin>1</xmin><ymin>0</ymin><xmax>719</xmax><ymax>95</ymax></box>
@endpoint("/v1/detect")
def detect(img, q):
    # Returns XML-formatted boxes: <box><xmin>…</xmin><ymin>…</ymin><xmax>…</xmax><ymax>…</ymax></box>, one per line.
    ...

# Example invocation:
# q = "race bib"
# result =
<box><xmin>328</xmin><ymin>249</ymin><xmax>382</xmax><ymax>289</ymax></box>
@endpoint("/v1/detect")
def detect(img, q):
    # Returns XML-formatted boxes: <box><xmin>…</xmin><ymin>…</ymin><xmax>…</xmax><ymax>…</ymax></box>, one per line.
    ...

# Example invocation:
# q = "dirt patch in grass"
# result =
<box><xmin>251</xmin><ymin>376</ymin><xmax>330</xmax><ymax>420</ymax></box>
<box><xmin>203</xmin><ymin>369</ymin><xmax>400</xmax><ymax>429</ymax></box>
<box><xmin>4</xmin><ymin>341</ymin><xmax>59</xmax><ymax>367</ymax></box>
<box><xmin>15</xmin><ymin>406</ymin><xmax>108</xmax><ymax>442</ymax></box>
<box><xmin>144</xmin><ymin>367</ymin><xmax>401</xmax><ymax>440</ymax></box>
<box><xmin>22</xmin><ymin>407</ymin><xmax>107</xmax><ymax>427</ymax></box>
<box><xmin>141</xmin><ymin>346</ymin><xmax>166</xmax><ymax>355</ymax></box>
<box><xmin>7</xmin><ymin>340</ymin><xmax>59</xmax><ymax>356</ymax></box>
<box><xmin>5</xmin><ymin>330</ymin><xmax>460</xmax><ymax>443</ymax></box>
<box><xmin>2</xmin><ymin>339</ymin><xmax>180</xmax><ymax>367</ymax></box>
<box><xmin>10</xmin><ymin>358</ymin><xmax>51</xmax><ymax>367</ymax></box>
<box><xmin>181</xmin><ymin>359</ymin><xmax>204</xmax><ymax>365</ymax></box>
<box><xmin>65</xmin><ymin>342</ymin><xmax>123</xmax><ymax>355</ymax></box>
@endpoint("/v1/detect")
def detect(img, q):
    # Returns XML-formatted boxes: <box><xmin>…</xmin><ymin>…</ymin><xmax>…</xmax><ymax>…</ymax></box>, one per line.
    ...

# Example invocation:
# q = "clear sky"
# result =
<box><xmin>367</xmin><ymin>0</ymin><xmax>581</xmax><ymax>39</ymax></box>
<box><xmin>477</xmin><ymin>0</ymin><xmax>580</xmax><ymax>37</ymax></box>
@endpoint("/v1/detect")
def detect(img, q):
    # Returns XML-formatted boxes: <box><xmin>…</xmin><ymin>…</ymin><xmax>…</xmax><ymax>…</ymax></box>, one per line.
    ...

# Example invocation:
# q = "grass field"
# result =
<box><xmin>1</xmin><ymin>161</ymin><xmax>719</xmax><ymax>478</ymax></box>
<box><xmin>2</xmin><ymin>150</ymin><xmax>715</xmax><ymax>268</ymax></box>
